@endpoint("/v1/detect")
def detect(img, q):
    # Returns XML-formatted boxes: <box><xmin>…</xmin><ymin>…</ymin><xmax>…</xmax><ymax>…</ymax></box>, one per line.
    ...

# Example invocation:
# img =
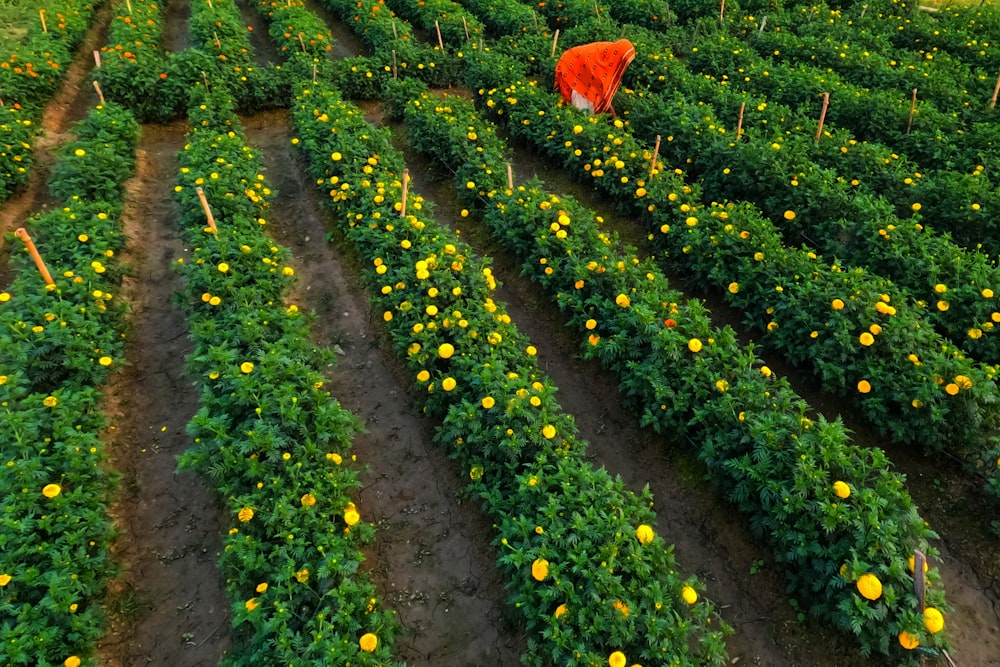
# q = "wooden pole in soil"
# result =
<box><xmin>93</xmin><ymin>50</ymin><xmax>101</xmax><ymax>67</ymax></box>
<box><xmin>201</xmin><ymin>71</ymin><xmax>210</xmax><ymax>91</ymax></box>
<box><xmin>196</xmin><ymin>187</ymin><xmax>218</xmax><ymax>233</ymax></box>
<box><xmin>14</xmin><ymin>228</ymin><xmax>55</xmax><ymax>286</ymax></box>
<box><xmin>312</xmin><ymin>63</ymin><xmax>317</xmax><ymax>83</ymax></box>
<box><xmin>392</xmin><ymin>50</ymin><xmax>397</xmax><ymax>79</ymax></box>
<box><xmin>213</xmin><ymin>31</ymin><xmax>221</xmax><ymax>50</ymax></box>
<box><xmin>551</xmin><ymin>29</ymin><xmax>560</xmax><ymax>57</ymax></box>
<box><xmin>506</xmin><ymin>162</ymin><xmax>514</xmax><ymax>191</ymax></box>
<box><xmin>990</xmin><ymin>71</ymin><xmax>1000</xmax><ymax>109</ymax></box>
<box><xmin>126</xmin><ymin>0</ymin><xmax>132</xmax><ymax>13</ymax></box>
<box><xmin>298</xmin><ymin>33</ymin><xmax>307</xmax><ymax>53</ymax></box>
<box><xmin>392</xmin><ymin>20</ymin><xmax>397</xmax><ymax>39</ymax></box>
<box><xmin>462</xmin><ymin>16</ymin><xmax>469</xmax><ymax>41</ymax></box>
<box><xmin>906</xmin><ymin>88</ymin><xmax>917</xmax><ymax>134</ymax></box>
<box><xmin>736</xmin><ymin>101</ymin><xmax>745</xmax><ymax>140</ymax></box>
<box><xmin>435</xmin><ymin>20</ymin><xmax>445</xmax><ymax>53</ymax></box>
<box><xmin>648</xmin><ymin>134</ymin><xmax>661</xmax><ymax>183</ymax></box>
<box><xmin>92</xmin><ymin>81</ymin><xmax>105</xmax><ymax>104</ymax></box>
<box><xmin>720</xmin><ymin>0</ymin><xmax>725</xmax><ymax>22</ymax></box>
<box><xmin>399</xmin><ymin>169</ymin><xmax>409</xmax><ymax>218</ymax></box>
<box><xmin>815</xmin><ymin>92</ymin><xmax>829</xmax><ymax>142</ymax></box>
<box><xmin>532</xmin><ymin>12</ymin><xmax>538</xmax><ymax>32</ymax></box>
<box><xmin>39</xmin><ymin>10</ymin><xmax>47</xmax><ymax>33</ymax></box>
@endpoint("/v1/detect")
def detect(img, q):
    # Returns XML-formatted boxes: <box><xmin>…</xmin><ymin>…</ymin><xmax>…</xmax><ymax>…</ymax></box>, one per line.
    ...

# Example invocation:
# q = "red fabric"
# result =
<box><xmin>554</xmin><ymin>40</ymin><xmax>636</xmax><ymax>114</ymax></box>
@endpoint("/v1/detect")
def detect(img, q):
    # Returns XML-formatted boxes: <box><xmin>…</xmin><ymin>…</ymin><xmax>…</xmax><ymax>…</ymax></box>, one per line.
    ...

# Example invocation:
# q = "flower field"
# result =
<box><xmin>2</xmin><ymin>0</ymin><xmax>1000</xmax><ymax>666</ymax></box>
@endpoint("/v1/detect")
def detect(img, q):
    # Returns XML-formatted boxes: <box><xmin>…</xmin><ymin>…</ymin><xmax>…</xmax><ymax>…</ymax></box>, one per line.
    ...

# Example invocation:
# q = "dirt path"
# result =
<box><xmin>244</xmin><ymin>108</ymin><xmax>525</xmax><ymax>665</ymax></box>
<box><xmin>97</xmin><ymin>121</ymin><xmax>233</xmax><ymax>667</ymax></box>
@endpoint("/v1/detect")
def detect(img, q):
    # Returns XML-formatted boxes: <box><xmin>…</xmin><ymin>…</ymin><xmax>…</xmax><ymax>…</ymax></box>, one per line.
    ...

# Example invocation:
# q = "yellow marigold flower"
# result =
<box><xmin>760</xmin><ymin>366</ymin><xmax>772</xmax><ymax>377</ymax></box>
<box><xmin>688</xmin><ymin>338</ymin><xmax>703</xmax><ymax>353</ymax></box>
<box><xmin>615</xmin><ymin>293</ymin><xmax>631</xmax><ymax>307</ymax></box>
<box><xmin>531</xmin><ymin>558</ymin><xmax>549</xmax><ymax>581</ymax></box>
<box><xmin>635</xmin><ymin>524</ymin><xmax>654</xmax><ymax>544</ymax></box>
<box><xmin>217</xmin><ymin>262</ymin><xmax>229</xmax><ymax>273</ymax></box>
<box><xmin>608</xmin><ymin>651</ymin><xmax>626</xmax><ymax>667</ymax></box>
<box><xmin>783</xmin><ymin>210</ymin><xmax>796</xmax><ymax>220</ymax></box>
<box><xmin>754</xmin><ymin>251</ymin><xmax>764</xmax><ymax>261</ymax></box>
<box><xmin>955</xmin><ymin>375</ymin><xmax>973</xmax><ymax>389</ymax></box>
<box><xmin>715</xmin><ymin>379</ymin><xmax>729</xmax><ymax>392</ymax></box>
<box><xmin>256</xmin><ymin>582</ymin><xmax>268</xmax><ymax>593</ymax></box>
<box><xmin>42</xmin><ymin>484</ymin><xmax>61</xmax><ymax>498</ymax></box>
<box><xmin>833</xmin><ymin>481</ymin><xmax>850</xmax><ymax>499</ymax></box>
<box><xmin>685</xmin><ymin>216</ymin><xmax>698</xmax><ymax>227</ymax></box>
<box><xmin>238</xmin><ymin>507</ymin><xmax>254</xmax><ymax>522</ymax></box>
<box><xmin>44</xmin><ymin>396</ymin><xmax>58</xmax><ymax>407</ymax></box>
<box><xmin>911</xmin><ymin>202</ymin><xmax>922</xmax><ymax>211</ymax></box>
<box><xmin>481</xmin><ymin>396</ymin><xmax>495</xmax><ymax>409</ymax></box>
<box><xmin>898</xmin><ymin>630</ymin><xmax>919</xmax><ymax>649</ymax></box>
<box><xmin>554</xmin><ymin>603</ymin><xmax>567</xmax><ymax>617</ymax></box>
<box><xmin>542</xmin><ymin>424</ymin><xmax>556</xmax><ymax>439</ymax></box>
<box><xmin>585</xmin><ymin>319</ymin><xmax>597</xmax><ymax>330</ymax></box>
<box><xmin>438</xmin><ymin>343</ymin><xmax>455</xmax><ymax>359</ymax></box>
<box><xmin>856</xmin><ymin>573</ymin><xmax>882</xmax><ymax>600</ymax></box>
<box><xmin>300</xmin><ymin>493</ymin><xmax>316</xmax><ymax>507</ymax></box>
<box><xmin>937</xmin><ymin>300</ymin><xmax>950</xmax><ymax>311</ymax></box>
<box><xmin>99</xmin><ymin>356</ymin><xmax>113</xmax><ymax>366</ymax></box>
<box><xmin>832</xmin><ymin>298</ymin><xmax>845</xmax><ymax>310</ymax></box>
<box><xmin>912</xmin><ymin>399</ymin><xmax>923</xmax><ymax>408</ymax></box>
<box><xmin>858</xmin><ymin>380</ymin><xmax>872</xmax><ymax>393</ymax></box>
<box><xmin>0</xmin><ymin>574</ymin><xmax>10</xmax><ymax>586</ymax></box>
<box><xmin>417</xmin><ymin>370</ymin><xmax>430</xmax><ymax>383</ymax></box>
<box><xmin>241</xmin><ymin>362</ymin><xmax>254</xmax><ymax>373</ymax></box>
<box><xmin>64</xmin><ymin>658</ymin><xmax>81</xmax><ymax>667</ymax></box>
<box><xmin>359</xmin><ymin>632</ymin><xmax>378</xmax><ymax>652</ymax></box>
<box><xmin>0</xmin><ymin>292</ymin><xmax>10</xmax><ymax>302</ymax></box>
<box><xmin>869</xmin><ymin>324</ymin><xmax>882</xmax><ymax>335</ymax></box>
<box><xmin>681</xmin><ymin>585</ymin><xmax>698</xmax><ymax>604</ymax></box>
<box><xmin>859</xmin><ymin>332</ymin><xmax>875</xmax><ymax>346</ymax></box>
<box><xmin>728</xmin><ymin>282</ymin><xmax>739</xmax><ymax>294</ymax></box>
<box><xmin>295</xmin><ymin>569</ymin><xmax>309</xmax><ymax>583</ymax></box>
<box><xmin>245</xmin><ymin>598</ymin><xmax>258</xmax><ymax>611</ymax></box>
<box><xmin>344</xmin><ymin>508</ymin><xmax>360</xmax><ymax>526</ymax></box>
<box><xmin>331</xmin><ymin>152</ymin><xmax>342</xmax><ymax>161</ymax></box>
<box><xmin>924</xmin><ymin>607</ymin><xmax>944</xmax><ymax>633</ymax></box>
<box><xmin>969</xmin><ymin>328</ymin><xmax>983</xmax><ymax>339</ymax></box>
<box><xmin>945</xmin><ymin>383</ymin><xmax>959</xmax><ymax>395</ymax></box>
<box><xmin>442</xmin><ymin>377</ymin><xmax>457</xmax><ymax>391</ymax></box>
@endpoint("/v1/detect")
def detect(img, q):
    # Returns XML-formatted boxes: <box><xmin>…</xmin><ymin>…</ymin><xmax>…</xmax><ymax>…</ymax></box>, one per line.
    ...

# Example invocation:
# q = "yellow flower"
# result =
<box><xmin>608</xmin><ymin>652</ymin><xmax>627</xmax><ymax>667</ymax></box>
<box><xmin>469</xmin><ymin>466</ymin><xmax>483</xmax><ymax>480</ymax></box>
<box><xmin>832</xmin><ymin>298</ymin><xmax>845</xmax><ymax>310</ymax></box>
<box><xmin>585</xmin><ymin>318</ymin><xmax>597</xmax><ymax>330</ymax></box>
<box><xmin>42</xmin><ymin>484</ymin><xmax>61</xmax><ymax>498</ymax></box>
<box><xmin>240</xmin><ymin>362</ymin><xmax>254</xmax><ymax>373</ymax></box>
<box><xmin>615</xmin><ymin>293</ymin><xmax>631</xmax><ymax>307</ymax></box>
<box><xmin>856</xmin><ymin>573</ymin><xmax>882</xmax><ymax>600</ymax></box>
<box><xmin>245</xmin><ymin>598</ymin><xmax>258</xmax><ymax>611</ymax></box>
<box><xmin>945</xmin><ymin>383</ymin><xmax>959</xmax><ymax>395</ymax></box>
<box><xmin>542</xmin><ymin>424</ymin><xmax>556</xmax><ymax>439</ymax></box>
<box><xmin>833</xmin><ymin>481</ymin><xmax>851</xmax><ymax>499</ymax></box>
<box><xmin>728</xmin><ymin>282</ymin><xmax>739</xmax><ymax>294</ymax></box>
<box><xmin>982</xmin><ymin>288</ymin><xmax>994</xmax><ymax>298</ymax></box>
<box><xmin>898</xmin><ymin>630</ymin><xmax>920</xmax><ymax>649</ymax></box>
<box><xmin>760</xmin><ymin>366</ymin><xmax>772</xmax><ymax>377</ymax></box>
<box><xmin>911</xmin><ymin>202</ymin><xmax>922</xmax><ymax>211</ymax></box>
<box><xmin>531</xmin><ymin>558</ymin><xmax>549</xmax><ymax>581</ymax></box>
<box><xmin>64</xmin><ymin>658</ymin><xmax>81</xmax><ymax>667</ymax></box>
<box><xmin>858</xmin><ymin>379</ymin><xmax>872</xmax><ymax>393</ymax></box>
<box><xmin>99</xmin><ymin>356</ymin><xmax>113</xmax><ymax>366</ymax></box>
<box><xmin>937</xmin><ymin>300</ymin><xmax>949</xmax><ymax>311</ymax></box>
<box><xmin>635</xmin><ymin>524</ymin><xmax>654</xmax><ymax>544</ymax></box>
<box><xmin>859</xmin><ymin>332</ymin><xmax>875</xmax><ymax>346</ymax></box>
<box><xmin>300</xmin><ymin>493</ymin><xmax>316</xmax><ymax>507</ymax></box>
<box><xmin>681</xmin><ymin>585</ymin><xmax>698</xmax><ymax>604</ymax></box>
<box><xmin>238</xmin><ymin>507</ymin><xmax>254</xmax><ymax>522</ymax></box>
<box><xmin>344</xmin><ymin>508</ymin><xmax>360</xmax><ymax>526</ymax></box>
<box><xmin>554</xmin><ymin>603</ymin><xmax>567</xmax><ymax>617</ymax></box>
<box><xmin>0</xmin><ymin>574</ymin><xmax>12</xmax><ymax>586</ymax></box>
<box><xmin>481</xmin><ymin>396</ymin><xmax>495</xmax><ymax>409</ymax></box>
<box><xmin>438</xmin><ymin>343</ymin><xmax>454</xmax><ymax>359</ymax></box>
<box><xmin>359</xmin><ymin>632</ymin><xmax>378</xmax><ymax>652</ymax></box>
<box><xmin>295</xmin><ymin>569</ymin><xmax>309</xmax><ymax>583</ymax></box>
<box><xmin>331</xmin><ymin>152</ymin><xmax>342</xmax><ymax>161</ymax></box>
<box><xmin>924</xmin><ymin>607</ymin><xmax>944</xmax><ymax>633</ymax></box>
<box><xmin>688</xmin><ymin>338</ymin><xmax>703</xmax><ymax>353</ymax></box>
<box><xmin>783</xmin><ymin>210</ymin><xmax>796</xmax><ymax>220</ymax></box>
<box><xmin>908</xmin><ymin>555</ymin><xmax>929</xmax><ymax>573</ymax></box>
<box><xmin>217</xmin><ymin>262</ymin><xmax>229</xmax><ymax>273</ymax></box>
<box><xmin>613</xmin><ymin>599</ymin><xmax>629</xmax><ymax>616</ymax></box>
<box><xmin>417</xmin><ymin>370</ymin><xmax>430</xmax><ymax>382</ymax></box>
<box><xmin>442</xmin><ymin>377</ymin><xmax>457</xmax><ymax>391</ymax></box>
<box><xmin>43</xmin><ymin>395</ymin><xmax>58</xmax><ymax>407</ymax></box>
<box><xmin>256</xmin><ymin>582</ymin><xmax>268</xmax><ymax>593</ymax></box>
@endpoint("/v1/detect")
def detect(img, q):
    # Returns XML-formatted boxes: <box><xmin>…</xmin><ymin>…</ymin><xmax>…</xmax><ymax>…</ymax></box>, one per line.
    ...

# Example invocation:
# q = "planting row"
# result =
<box><xmin>393</xmin><ymin>76</ymin><xmax>950</xmax><ymax>662</ymax></box>
<box><xmin>0</xmin><ymin>101</ymin><xmax>139</xmax><ymax>667</ymax></box>
<box><xmin>169</xmin><ymin>88</ymin><xmax>402</xmax><ymax>665</ymax></box>
<box><xmin>291</xmin><ymin>77</ymin><xmax>731</xmax><ymax>666</ymax></box>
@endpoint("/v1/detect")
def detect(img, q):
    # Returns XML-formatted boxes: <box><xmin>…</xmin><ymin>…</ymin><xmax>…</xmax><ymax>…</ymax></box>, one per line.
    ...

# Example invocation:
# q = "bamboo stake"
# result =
<box><xmin>435</xmin><ymin>20</ymin><xmax>445</xmax><ymax>53</ymax></box>
<box><xmin>532</xmin><ymin>12</ymin><xmax>538</xmax><ymax>32</ymax></box>
<box><xmin>312</xmin><ymin>63</ymin><xmax>317</xmax><ymax>83</ymax></box>
<box><xmin>206</xmin><ymin>0</ymin><xmax>212</xmax><ymax>7</ymax></box>
<box><xmin>392</xmin><ymin>20</ymin><xmax>397</xmax><ymax>39</ymax></box>
<box><xmin>93</xmin><ymin>50</ymin><xmax>101</xmax><ymax>67</ymax></box>
<box><xmin>648</xmin><ymin>134</ymin><xmax>661</xmax><ymax>182</ymax></box>
<box><xmin>759</xmin><ymin>16</ymin><xmax>767</xmax><ymax>32</ymax></box>
<box><xmin>39</xmin><ymin>9</ymin><xmax>47</xmax><ymax>33</ymax></box>
<box><xmin>506</xmin><ymin>162</ymin><xmax>513</xmax><ymax>190</ymax></box>
<box><xmin>913</xmin><ymin>550</ymin><xmax>926</xmax><ymax>611</ymax></box>
<box><xmin>14</xmin><ymin>228</ymin><xmax>54</xmax><ymax>285</ymax></box>
<box><xmin>990</xmin><ymin>71</ymin><xmax>1000</xmax><ymax>109</ymax></box>
<box><xmin>593</xmin><ymin>0</ymin><xmax>599</xmax><ymax>17</ymax></box>
<box><xmin>0</xmin><ymin>98</ymin><xmax>4</xmax><ymax>106</ymax></box>
<box><xmin>213</xmin><ymin>30</ymin><xmax>221</xmax><ymax>49</ymax></box>
<box><xmin>93</xmin><ymin>81</ymin><xmax>105</xmax><ymax>104</ymax></box>
<box><xmin>815</xmin><ymin>92</ymin><xmax>830</xmax><ymax>142</ymax></box>
<box><xmin>399</xmin><ymin>169</ymin><xmax>409</xmax><ymax>218</ymax></box>
<box><xmin>126</xmin><ymin>0</ymin><xmax>132</xmax><ymax>13</ymax></box>
<box><xmin>201</xmin><ymin>71</ymin><xmax>210</xmax><ymax>91</ymax></box>
<box><xmin>551</xmin><ymin>29</ymin><xmax>560</xmax><ymax>57</ymax></box>
<box><xmin>392</xmin><ymin>49</ymin><xmax>397</xmax><ymax>79</ymax></box>
<box><xmin>736</xmin><ymin>101</ymin><xmax>745</xmax><ymax>139</ymax></box>
<box><xmin>906</xmin><ymin>88</ymin><xmax>917</xmax><ymax>134</ymax></box>
<box><xmin>720</xmin><ymin>0</ymin><xmax>726</xmax><ymax>23</ymax></box>
<box><xmin>298</xmin><ymin>33</ymin><xmax>306</xmax><ymax>53</ymax></box>
<box><xmin>462</xmin><ymin>16</ymin><xmax>469</xmax><ymax>41</ymax></box>
<box><xmin>196</xmin><ymin>187</ymin><xmax>218</xmax><ymax>233</ymax></box>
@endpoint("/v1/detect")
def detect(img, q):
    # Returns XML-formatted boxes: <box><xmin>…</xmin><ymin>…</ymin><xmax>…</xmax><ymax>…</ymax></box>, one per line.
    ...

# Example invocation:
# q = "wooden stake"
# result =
<box><xmin>435</xmin><ymin>20</ymin><xmax>445</xmax><ymax>53</ymax></box>
<box><xmin>14</xmin><ymin>228</ymin><xmax>55</xmax><ymax>286</ymax></box>
<box><xmin>126</xmin><ymin>0</ymin><xmax>132</xmax><ymax>13</ymax></box>
<box><xmin>532</xmin><ymin>12</ymin><xmax>538</xmax><ymax>32</ymax></box>
<box><xmin>312</xmin><ymin>63</ymin><xmax>317</xmax><ymax>83</ymax></box>
<box><xmin>392</xmin><ymin>49</ymin><xmax>397</xmax><ymax>79</ymax></box>
<box><xmin>906</xmin><ymin>88</ymin><xmax>917</xmax><ymax>134</ymax></box>
<box><xmin>206</xmin><ymin>0</ymin><xmax>212</xmax><ymax>7</ymax></box>
<box><xmin>506</xmin><ymin>162</ymin><xmax>513</xmax><ymax>190</ymax></box>
<box><xmin>93</xmin><ymin>50</ymin><xmax>101</xmax><ymax>67</ymax></box>
<box><xmin>201</xmin><ymin>71</ymin><xmax>210</xmax><ymax>91</ymax></box>
<box><xmin>913</xmin><ymin>550</ymin><xmax>927</xmax><ymax>611</ymax></box>
<box><xmin>990</xmin><ymin>71</ymin><xmax>1000</xmax><ymax>109</ymax></box>
<box><xmin>39</xmin><ymin>9</ymin><xmax>47</xmax><ymax>33</ymax></box>
<box><xmin>648</xmin><ymin>134</ymin><xmax>661</xmax><ymax>182</ymax></box>
<box><xmin>815</xmin><ymin>92</ymin><xmax>829</xmax><ymax>142</ymax></box>
<box><xmin>593</xmin><ymin>0</ymin><xmax>600</xmax><ymax>17</ymax></box>
<box><xmin>399</xmin><ymin>169</ymin><xmax>409</xmax><ymax>218</ymax></box>
<box><xmin>213</xmin><ymin>30</ymin><xmax>221</xmax><ymax>49</ymax></box>
<box><xmin>860</xmin><ymin>4</ymin><xmax>867</xmax><ymax>19</ymax></box>
<box><xmin>759</xmin><ymin>15</ymin><xmax>767</xmax><ymax>32</ymax></box>
<box><xmin>392</xmin><ymin>20</ymin><xmax>397</xmax><ymax>39</ymax></box>
<box><xmin>196</xmin><ymin>187</ymin><xmax>218</xmax><ymax>233</ymax></box>
<box><xmin>551</xmin><ymin>29</ymin><xmax>560</xmax><ymax>57</ymax></box>
<box><xmin>462</xmin><ymin>16</ymin><xmax>469</xmax><ymax>41</ymax></box>
<box><xmin>720</xmin><ymin>0</ymin><xmax>725</xmax><ymax>22</ymax></box>
<box><xmin>92</xmin><ymin>80</ymin><xmax>105</xmax><ymax>104</ymax></box>
<box><xmin>736</xmin><ymin>101</ymin><xmax>745</xmax><ymax>139</ymax></box>
<box><xmin>298</xmin><ymin>33</ymin><xmax>306</xmax><ymax>53</ymax></box>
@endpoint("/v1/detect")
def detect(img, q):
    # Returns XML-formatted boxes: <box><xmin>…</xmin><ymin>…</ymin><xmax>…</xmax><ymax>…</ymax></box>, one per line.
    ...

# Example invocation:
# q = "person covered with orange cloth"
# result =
<box><xmin>554</xmin><ymin>39</ymin><xmax>636</xmax><ymax>118</ymax></box>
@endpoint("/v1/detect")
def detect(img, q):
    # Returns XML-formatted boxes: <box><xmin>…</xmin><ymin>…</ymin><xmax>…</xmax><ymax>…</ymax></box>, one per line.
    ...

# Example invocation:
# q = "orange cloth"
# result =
<box><xmin>554</xmin><ymin>40</ymin><xmax>636</xmax><ymax>114</ymax></box>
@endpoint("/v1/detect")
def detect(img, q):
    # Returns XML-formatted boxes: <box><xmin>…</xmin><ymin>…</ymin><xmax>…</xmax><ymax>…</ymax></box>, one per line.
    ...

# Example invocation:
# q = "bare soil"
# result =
<box><xmin>4</xmin><ymin>1</ymin><xmax>997</xmax><ymax>666</ymax></box>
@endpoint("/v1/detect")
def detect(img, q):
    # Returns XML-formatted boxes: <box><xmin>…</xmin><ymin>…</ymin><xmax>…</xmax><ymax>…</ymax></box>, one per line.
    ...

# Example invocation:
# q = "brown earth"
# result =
<box><xmin>4</xmin><ymin>1</ymin><xmax>998</xmax><ymax>666</ymax></box>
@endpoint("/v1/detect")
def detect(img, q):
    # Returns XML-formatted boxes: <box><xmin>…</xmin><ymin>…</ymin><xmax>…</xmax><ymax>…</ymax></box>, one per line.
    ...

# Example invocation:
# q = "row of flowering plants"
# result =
<box><xmin>290</xmin><ymin>77</ymin><xmax>731</xmax><ymax>666</ymax></box>
<box><xmin>549</xmin><ymin>22</ymin><xmax>1000</xmax><ymax>366</ymax></box>
<box><xmin>0</xmin><ymin>101</ymin><xmax>140</xmax><ymax>667</ymax></box>
<box><xmin>169</xmin><ymin>88</ymin><xmax>402</xmax><ymax>666</ymax></box>
<box><xmin>382</xmin><ymin>0</ymin><xmax>485</xmax><ymax>49</ymax></box>
<box><xmin>0</xmin><ymin>0</ymin><xmax>99</xmax><ymax>200</ymax></box>
<box><xmin>460</xmin><ymin>52</ymin><xmax>1000</xmax><ymax>505</ymax></box>
<box><xmin>394</xmin><ymin>77</ymin><xmax>951</xmax><ymax>662</ymax></box>
<box><xmin>883</xmin><ymin>0</ymin><xmax>1000</xmax><ymax>75</ymax></box>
